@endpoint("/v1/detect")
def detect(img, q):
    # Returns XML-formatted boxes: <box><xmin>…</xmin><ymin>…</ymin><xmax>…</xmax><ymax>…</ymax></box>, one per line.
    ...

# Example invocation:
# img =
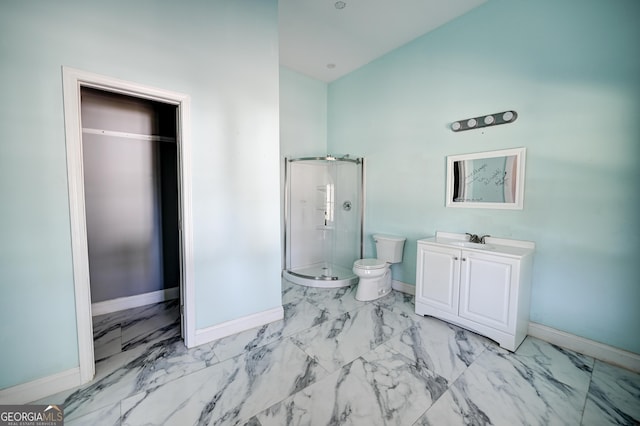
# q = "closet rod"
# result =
<box><xmin>82</xmin><ymin>127</ymin><xmax>176</xmax><ymax>143</ymax></box>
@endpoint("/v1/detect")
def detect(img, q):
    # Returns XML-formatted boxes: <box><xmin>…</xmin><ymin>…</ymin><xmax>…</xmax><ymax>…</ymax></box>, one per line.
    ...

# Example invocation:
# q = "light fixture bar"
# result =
<box><xmin>450</xmin><ymin>110</ymin><xmax>517</xmax><ymax>132</ymax></box>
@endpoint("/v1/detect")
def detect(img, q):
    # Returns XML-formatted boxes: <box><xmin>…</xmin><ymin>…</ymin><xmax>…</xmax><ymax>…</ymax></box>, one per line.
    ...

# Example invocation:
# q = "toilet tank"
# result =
<box><xmin>374</xmin><ymin>234</ymin><xmax>406</xmax><ymax>263</ymax></box>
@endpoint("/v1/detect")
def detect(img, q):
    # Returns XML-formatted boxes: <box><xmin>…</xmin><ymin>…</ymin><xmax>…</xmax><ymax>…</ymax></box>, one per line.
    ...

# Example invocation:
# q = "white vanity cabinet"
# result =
<box><xmin>415</xmin><ymin>232</ymin><xmax>535</xmax><ymax>351</ymax></box>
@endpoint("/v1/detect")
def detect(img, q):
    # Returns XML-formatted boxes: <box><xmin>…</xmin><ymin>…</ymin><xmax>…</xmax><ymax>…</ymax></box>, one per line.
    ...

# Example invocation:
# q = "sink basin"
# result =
<box><xmin>450</xmin><ymin>241</ymin><xmax>494</xmax><ymax>250</ymax></box>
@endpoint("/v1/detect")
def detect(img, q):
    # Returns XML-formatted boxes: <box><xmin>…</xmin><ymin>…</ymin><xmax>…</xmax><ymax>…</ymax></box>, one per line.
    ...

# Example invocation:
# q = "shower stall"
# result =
<box><xmin>284</xmin><ymin>155</ymin><xmax>364</xmax><ymax>288</ymax></box>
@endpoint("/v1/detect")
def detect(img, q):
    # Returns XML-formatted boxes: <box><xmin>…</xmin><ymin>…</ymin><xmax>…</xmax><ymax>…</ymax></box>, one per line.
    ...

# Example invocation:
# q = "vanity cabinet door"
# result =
<box><xmin>416</xmin><ymin>244</ymin><xmax>460</xmax><ymax>315</ymax></box>
<box><xmin>458</xmin><ymin>252</ymin><xmax>518</xmax><ymax>333</ymax></box>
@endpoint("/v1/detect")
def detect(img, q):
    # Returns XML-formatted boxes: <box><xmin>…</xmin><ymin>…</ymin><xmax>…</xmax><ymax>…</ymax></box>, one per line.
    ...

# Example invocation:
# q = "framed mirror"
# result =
<box><xmin>446</xmin><ymin>147</ymin><xmax>526</xmax><ymax>209</ymax></box>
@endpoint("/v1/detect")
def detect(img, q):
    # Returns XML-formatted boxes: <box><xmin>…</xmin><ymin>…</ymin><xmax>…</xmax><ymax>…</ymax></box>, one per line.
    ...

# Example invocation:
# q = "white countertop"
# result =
<box><xmin>418</xmin><ymin>232</ymin><xmax>535</xmax><ymax>258</ymax></box>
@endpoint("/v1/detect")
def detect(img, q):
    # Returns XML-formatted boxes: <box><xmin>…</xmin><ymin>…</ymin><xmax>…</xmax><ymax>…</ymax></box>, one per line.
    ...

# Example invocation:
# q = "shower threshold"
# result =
<box><xmin>284</xmin><ymin>263</ymin><xmax>357</xmax><ymax>288</ymax></box>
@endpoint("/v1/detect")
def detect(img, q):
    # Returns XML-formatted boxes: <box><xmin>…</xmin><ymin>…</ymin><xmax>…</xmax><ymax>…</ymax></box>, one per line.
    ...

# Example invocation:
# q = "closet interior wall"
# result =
<box><xmin>81</xmin><ymin>87</ymin><xmax>179</xmax><ymax>304</ymax></box>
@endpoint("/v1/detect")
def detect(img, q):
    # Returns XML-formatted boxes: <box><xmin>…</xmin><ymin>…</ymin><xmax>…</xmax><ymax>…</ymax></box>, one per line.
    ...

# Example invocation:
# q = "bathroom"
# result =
<box><xmin>1</xmin><ymin>0</ymin><xmax>639</xmax><ymax>407</ymax></box>
<box><xmin>279</xmin><ymin>0</ymin><xmax>640</xmax><ymax>362</ymax></box>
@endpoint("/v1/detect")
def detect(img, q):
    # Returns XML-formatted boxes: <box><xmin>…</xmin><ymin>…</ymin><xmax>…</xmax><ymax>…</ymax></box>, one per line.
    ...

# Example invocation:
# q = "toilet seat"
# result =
<box><xmin>353</xmin><ymin>259</ymin><xmax>387</xmax><ymax>270</ymax></box>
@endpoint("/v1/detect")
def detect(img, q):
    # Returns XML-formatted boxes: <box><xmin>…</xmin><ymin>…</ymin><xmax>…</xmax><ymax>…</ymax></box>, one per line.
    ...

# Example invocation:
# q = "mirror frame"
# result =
<box><xmin>446</xmin><ymin>147</ymin><xmax>526</xmax><ymax>210</ymax></box>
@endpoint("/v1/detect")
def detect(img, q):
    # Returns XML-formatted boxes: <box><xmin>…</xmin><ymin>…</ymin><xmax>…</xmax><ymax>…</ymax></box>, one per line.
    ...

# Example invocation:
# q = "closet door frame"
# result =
<box><xmin>62</xmin><ymin>67</ymin><xmax>195</xmax><ymax>385</ymax></box>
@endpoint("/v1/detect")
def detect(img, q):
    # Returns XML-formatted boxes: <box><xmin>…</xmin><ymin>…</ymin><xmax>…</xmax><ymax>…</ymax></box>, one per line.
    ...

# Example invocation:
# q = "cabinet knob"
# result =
<box><xmin>462</xmin><ymin>258</ymin><xmax>467</xmax><ymax>261</ymax></box>
<box><xmin>453</xmin><ymin>256</ymin><xmax>459</xmax><ymax>260</ymax></box>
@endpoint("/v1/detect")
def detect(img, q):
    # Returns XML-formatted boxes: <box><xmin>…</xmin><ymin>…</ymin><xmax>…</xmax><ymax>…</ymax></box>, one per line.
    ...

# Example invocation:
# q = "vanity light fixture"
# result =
<box><xmin>450</xmin><ymin>110</ymin><xmax>518</xmax><ymax>132</ymax></box>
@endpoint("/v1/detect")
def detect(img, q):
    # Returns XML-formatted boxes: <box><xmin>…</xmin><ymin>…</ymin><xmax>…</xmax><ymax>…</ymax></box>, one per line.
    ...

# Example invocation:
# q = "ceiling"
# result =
<box><xmin>279</xmin><ymin>0</ymin><xmax>487</xmax><ymax>82</ymax></box>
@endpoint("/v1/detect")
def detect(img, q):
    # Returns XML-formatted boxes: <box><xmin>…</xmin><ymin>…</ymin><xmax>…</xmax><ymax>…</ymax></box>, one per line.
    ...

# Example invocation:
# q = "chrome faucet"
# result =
<box><xmin>466</xmin><ymin>233</ymin><xmax>491</xmax><ymax>244</ymax></box>
<box><xmin>465</xmin><ymin>233</ymin><xmax>481</xmax><ymax>243</ymax></box>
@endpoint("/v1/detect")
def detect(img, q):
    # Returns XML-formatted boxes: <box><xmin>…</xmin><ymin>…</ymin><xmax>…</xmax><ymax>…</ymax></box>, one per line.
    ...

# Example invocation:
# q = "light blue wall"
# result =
<box><xmin>0</xmin><ymin>0</ymin><xmax>281</xmax><ymax>390</ymax></box>
<box><xmin>280</xmin><ymin>67</ymin><xmax>328</xmax><ymax>158</ymax></box>
<box><xmin>327</xmin><ymin>0</ymin><xmax>640</xmax><ymax>353</ymax></box>
<box><xmin>279</xmin><ymin>67</ymin><xmax>328</xmax><ymax>268</ymax></box>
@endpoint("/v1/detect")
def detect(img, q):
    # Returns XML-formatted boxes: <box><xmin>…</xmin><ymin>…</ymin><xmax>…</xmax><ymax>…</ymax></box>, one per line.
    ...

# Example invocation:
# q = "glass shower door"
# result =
<box><xmin>284</xmin><ymin>156</ymin><xmax>363</xmax><ymax>288</ymax></box>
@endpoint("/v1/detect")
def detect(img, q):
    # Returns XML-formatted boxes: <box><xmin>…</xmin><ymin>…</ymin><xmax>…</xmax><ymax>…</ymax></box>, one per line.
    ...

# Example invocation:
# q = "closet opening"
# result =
<box><xmin>80</xmin><ymin>87</ymin><xmax>182</xmax><ymax>361</ymax></box>
<box><xmin>62</xmin><ymin>66</ymin><xmax>195</xmax><ymax>385</ymax></box>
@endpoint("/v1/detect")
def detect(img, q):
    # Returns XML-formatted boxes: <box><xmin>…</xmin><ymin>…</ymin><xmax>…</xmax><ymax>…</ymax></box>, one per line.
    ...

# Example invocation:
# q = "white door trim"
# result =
<box><xmin>62</xmin><ymin>67</ymin><xmax>196</xmax><ymax>385</ymax></box>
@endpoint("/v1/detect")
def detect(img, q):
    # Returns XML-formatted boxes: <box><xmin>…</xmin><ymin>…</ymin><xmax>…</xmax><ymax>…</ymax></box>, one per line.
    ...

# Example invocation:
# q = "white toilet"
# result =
<box><xmin>353</xmin><ymin>234</ymin><xmax>406</xmax><ymax>301</ymax></box>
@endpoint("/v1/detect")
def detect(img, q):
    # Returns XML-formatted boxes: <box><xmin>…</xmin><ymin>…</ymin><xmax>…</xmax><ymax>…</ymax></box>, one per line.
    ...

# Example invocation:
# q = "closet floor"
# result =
<box><xmin>92</xmin><ymin>299</ymin><xmax>181</xmax><ymax>361</ymax></box>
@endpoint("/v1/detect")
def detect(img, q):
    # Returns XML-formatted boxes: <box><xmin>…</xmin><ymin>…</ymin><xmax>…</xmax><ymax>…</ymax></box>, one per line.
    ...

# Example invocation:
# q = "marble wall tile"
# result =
<box><xmin>581</xmin><ymin>360</ymin><xmax>640</xmax><ymax>425</ymax></box>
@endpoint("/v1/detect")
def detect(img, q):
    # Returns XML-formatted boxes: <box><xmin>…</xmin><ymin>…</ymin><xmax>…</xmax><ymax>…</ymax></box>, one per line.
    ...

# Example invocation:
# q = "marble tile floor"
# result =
<box><xmin>92</xmin><ymin>299</ymin><xmax>182</xmax><ymax>361</ymax></box>
<box><xmin>35</xmin><ymin>280</ymin><xmax>640</xmax><ymax>425</ymax></box>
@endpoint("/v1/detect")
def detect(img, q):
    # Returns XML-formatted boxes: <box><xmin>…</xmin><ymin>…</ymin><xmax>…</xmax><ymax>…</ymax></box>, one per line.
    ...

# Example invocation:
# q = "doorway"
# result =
<box><xmin>81</xmin><ymin>87</ymin><xmax>181</xmax><ymax>360</ymax></box>
<box><xmin>62</xmin><ymin>67</ymin><xmax>195</xmax><ymax>385</ymax></box>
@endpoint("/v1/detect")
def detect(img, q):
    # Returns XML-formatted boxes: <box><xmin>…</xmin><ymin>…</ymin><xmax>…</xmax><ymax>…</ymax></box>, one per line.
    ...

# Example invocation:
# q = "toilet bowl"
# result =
<box><xmin>353</xmin><ymin>234</ymin><xmax>406</xmax><ymax>302</ymax></box>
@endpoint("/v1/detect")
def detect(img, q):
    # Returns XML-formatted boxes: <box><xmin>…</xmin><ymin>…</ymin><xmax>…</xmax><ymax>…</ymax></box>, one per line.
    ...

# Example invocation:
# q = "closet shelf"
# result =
<box><xmin>83</xmin><ymin>127</ymin><xmax>176</xmax><ymax>143</ymax></box>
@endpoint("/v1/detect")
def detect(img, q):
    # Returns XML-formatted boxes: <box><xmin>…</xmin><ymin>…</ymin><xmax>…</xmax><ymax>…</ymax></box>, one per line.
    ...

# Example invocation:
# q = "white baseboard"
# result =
<box><xmin>193</xmin><ymin>306</ymin><xmax>284</xmax><ymax>347</ymax></box>
<box><xmin>528</xmin><ymin>322</ymin><xmax>640</xmax><ymax>373</ymax></box>
<box><xmin>0</xmin><ymin>305</ymin><xmax>282</xmax><ymax>404</ymax></box>
<box><xmin>0</xmin><ymin>367</ymin><xmax>81</xmax><ymax>405</ymax></box>
<box><xmin>392</xmin><ymin>280</ymin><xmax>415</xmax><ymax>295</ymax></box>
<box><xmin>91</xmin><ymin>287</ymin><xmax>180</xmax><ymax>316</ymax></box>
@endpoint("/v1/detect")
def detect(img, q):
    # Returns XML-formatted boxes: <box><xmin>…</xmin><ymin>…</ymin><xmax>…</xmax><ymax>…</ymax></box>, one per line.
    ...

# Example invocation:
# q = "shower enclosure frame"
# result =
<box><xmin>283</xmin><ymin>155</ymin><xmax>365</xmax><ymax>288</ymax></box>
